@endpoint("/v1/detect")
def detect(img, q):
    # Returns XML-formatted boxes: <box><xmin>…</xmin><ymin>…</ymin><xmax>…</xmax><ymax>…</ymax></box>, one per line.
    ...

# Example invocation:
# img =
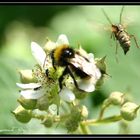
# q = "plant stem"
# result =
<box><xmin>98</xmin><ymin>100</ymin><xmax>111</xmax><ymax>120</ymax></box>
<box><xmin>79</xmin><ymin>123</ymin><xmax>91</xmax><ymax>134</ymax></box>
<box><xmin>81</xmin><ymin>115</ymin><xmax>122</xmax><ymax>126</ymax></box>
<box><xmin>31</xmin><ymin>113</ymin><xmax>44</xmax><ymax>120</ymax></box>
<box><xmin>98</xmin><ymin>106</ymin><xmax>106</xmax><ymax>120</ymax></box>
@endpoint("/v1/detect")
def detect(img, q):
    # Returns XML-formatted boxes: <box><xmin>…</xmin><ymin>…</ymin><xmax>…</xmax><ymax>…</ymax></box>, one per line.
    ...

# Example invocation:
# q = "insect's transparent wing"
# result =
<box><xmin>87</xmin><ymin>18</ymin><xmax>112</xmax><ymax>34</ymax></box>
<box><xmin>70</xmin><ymin>54</ymin><xmax>98</xmax><ymax>77</ymax></box>
<box><xmin>121</xmin><ymin>7</ymin><xmax>140</xmax><ymax>30</ymax></box>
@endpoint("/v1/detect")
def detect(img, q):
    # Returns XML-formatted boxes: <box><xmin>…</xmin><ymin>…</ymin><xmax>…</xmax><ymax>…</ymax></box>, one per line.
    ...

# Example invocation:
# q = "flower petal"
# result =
<box><xmin>88</xmin><ymin>53</ymin><xmax>94</xmax><ymax>63</ymax></box>
<box><xmin>95</xmin><ymin>68</ymin><xmax>102</xmax><ymax>80</ymax></box>
<box><xmin>16</xmin><ymin>83</ymin><xmax>41</xmax><ymax>89</ymax></box>
<box><xmin>48</xmin><ymin>104</ymin><xmax>57</xmax><ymax>115</ymax></box>
<box><xmin>59</xmin><ymin>87</ymin><xmax>75</xmax><ymax>102</ymax></box>
<box><xmin>31</xmin><ymin>42</ymin><xmax>46</xmax><ymax>68</ymax></box>
<box><xmin>19</xmin><ymin>89</ymin><xmax>44</xmax><ymax>99</ymax></box>
<box><xmin>77</xmin><ymin>79</ymin><xmax>95</xmax><ymax>92</ymax></box>
<box><xmin>44</xmin><ymin>40</ymin><xmax>57</xmax><ymax>52</ymax></box>
<box><xmin>56</xmin><ymin>34</ymin><xmax>69</xmax><ymax>45</ymax></box>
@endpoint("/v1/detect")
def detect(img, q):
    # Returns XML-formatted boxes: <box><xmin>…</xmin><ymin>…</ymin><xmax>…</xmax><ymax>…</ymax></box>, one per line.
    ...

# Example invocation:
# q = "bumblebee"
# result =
<box><xmin>102</xmin><ymin>6</ymin><xmax>139</xmax><ymax>55</ymax></box>
<box><xmin>47</xmin><ymin>44</ymin><xmax>97</xmax><ymax>91</ymax></box>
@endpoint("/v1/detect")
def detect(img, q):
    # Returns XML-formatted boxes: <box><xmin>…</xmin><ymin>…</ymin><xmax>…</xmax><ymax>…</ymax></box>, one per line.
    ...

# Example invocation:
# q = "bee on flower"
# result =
<box><xmin>16</xmin><ymin>34</ymin><xmax>103</xmax><ymax>107</ymax></box>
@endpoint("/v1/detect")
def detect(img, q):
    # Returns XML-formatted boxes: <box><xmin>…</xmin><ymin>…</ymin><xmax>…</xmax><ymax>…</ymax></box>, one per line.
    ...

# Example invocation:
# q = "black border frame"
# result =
<box><xmin>0</xmin><ymin>0</ymin><xmax>140</xmax><ymax>138</ymax></box>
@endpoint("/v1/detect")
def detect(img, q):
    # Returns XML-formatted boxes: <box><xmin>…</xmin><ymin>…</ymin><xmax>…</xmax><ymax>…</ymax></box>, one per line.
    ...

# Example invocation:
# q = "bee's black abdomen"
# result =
<box><xmin>70</xmin><ymin>64</ymin><xmax>89</xmax><ymax>79</ymax></box>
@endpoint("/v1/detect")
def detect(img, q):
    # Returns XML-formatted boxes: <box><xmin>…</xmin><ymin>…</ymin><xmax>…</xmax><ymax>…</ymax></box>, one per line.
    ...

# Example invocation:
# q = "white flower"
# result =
<box><xmin>17</xmin><ymin>34</ymin><xmax>75</xmax><ymax>102</ymax></box>
<box><xmin>17</xmin><ymin>34</ymin><xmax>101</xmax><ymax>102</ymax></box>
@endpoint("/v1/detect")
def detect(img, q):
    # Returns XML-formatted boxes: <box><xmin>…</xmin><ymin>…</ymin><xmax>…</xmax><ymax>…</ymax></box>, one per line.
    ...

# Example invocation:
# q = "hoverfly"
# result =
<box><xmin>102</xmin><ymin>6</ymin><xmax>139</xmax><ymax>55</ymax></box>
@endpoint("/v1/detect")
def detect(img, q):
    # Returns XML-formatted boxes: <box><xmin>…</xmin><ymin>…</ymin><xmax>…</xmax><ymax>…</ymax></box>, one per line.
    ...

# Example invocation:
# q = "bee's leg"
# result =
<box><xmin>50</xmin><ymin>50</ymin><xmax>57</xmax><ymax>70</ymax></box>
<box><xmin>130</xmin><ymin>34</ymin><xmax>139</xmax><ymax>48</ymax></box>
<box><xmin>45</xmin><ymin>69</ymin><xmax>49</xmax><ymax>77</ymax></box>
<box><xmin>115</xmin><ymin>40</ymin><xmax>119</xmax><ymax>54</ymax></box>
<box><xmin>67</xmin><ymin>66</ymin><xmax>84</xmax><ymax>92</ymax></box>
<box><xmin>58</xmin><ymin>67</ymin><xmax>68</xmax><ymax>90</ymax></box>
<box><xmin>110</xmin><ymin>33</ymin><xmax>115</xmax><ymax>47</ymax></box>
<box><xmin>52</xmin><ymin>59</ymin><xmax>56</xmax><ymax>70</ymax></box>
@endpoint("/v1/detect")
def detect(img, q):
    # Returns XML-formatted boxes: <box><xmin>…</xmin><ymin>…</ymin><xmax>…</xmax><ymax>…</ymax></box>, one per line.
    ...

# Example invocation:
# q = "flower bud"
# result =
<box><xmin>42</xmin><ymin>115</ymin><xmax>53</xmax><ymax>128</ymax></box>
<box><xmin>95</xmin><ymin>56</ymin><xmax>107</xmax><ymax>75</ymax></box>
<box><xmin>76</xmin><ymin>46</ymin><xmax>88</xmax><ymax>58</ymax></box>
<box><xmin>65</xmin><ymin>106</ymin><xmax>83</xmax><ymax>132</ymax></box>
<box><xmin>18</xmin><ymin>69</ymin><xmax>37</xmax><ymax>83</ymax></box>
<box><xmin>73</xmin><ymin>88</ymin><xmax>87</xmax><ymax>99</ymax></box>
<box><xmin>44</xmin><ymin>39</ymin><xmax>56</xmax><ymax>52</ymax></box>
<box><xmin>36</xmin><ymin>95</ymin><xmax>50</xmax><ymax>111</ymax></box>
<box><xmin>109</xmin><ymin>91</ymin><xmax>125</xmax><ymax>105</ymax></box>
<box><xmin>71</xmin><ymin>106</ymin><xmax>82</xmax><ymax>122</ymax></box>
<box><xmin>17</xmin><ymin>96</ymin><xmax>37</xmax><ymax>110</ymax></box>
<box><xmin>12</xmin><ymin>105</ymin><xmax>32</xmax><ymax>123</ymax></box>
<box><xmin>95</xmin><ymin>76</ymin><xmax>105</xmax><ymax>89</ymax></box>
<box><xmin>65</xmin><ymin>118</ymin><xmax>79</xmax><ymax>133</ymax></box>
<box><xmin>81</xmin><ymin>105</ymin><xmax>88</xmax><ymax>119</ymax></box>
<box><xmin>121</xmin><ymin>102</ymin><xmax>140</xmax><ymax>121</ymax></box>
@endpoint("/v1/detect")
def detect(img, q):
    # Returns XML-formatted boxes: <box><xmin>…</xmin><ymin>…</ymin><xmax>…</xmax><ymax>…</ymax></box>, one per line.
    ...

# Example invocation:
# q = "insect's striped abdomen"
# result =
<box><xmin>116</xmin><ymin>31</ymin><xmax>131</xmax><ymax>54</ymax></box>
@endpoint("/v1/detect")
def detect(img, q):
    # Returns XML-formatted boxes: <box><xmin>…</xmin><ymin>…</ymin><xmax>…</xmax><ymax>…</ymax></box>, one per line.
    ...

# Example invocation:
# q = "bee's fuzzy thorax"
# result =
<box><xmin>53</xmin><ymin>44</ymin><xmax>69</xmax><ymax>63</ymax></box>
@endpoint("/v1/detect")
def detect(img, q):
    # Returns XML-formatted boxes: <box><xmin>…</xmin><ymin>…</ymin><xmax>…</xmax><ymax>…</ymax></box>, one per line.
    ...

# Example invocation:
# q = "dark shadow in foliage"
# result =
<box><xmin>0</xmin><ymin>5</ymin><xmax>73</xmax><ymax>47</ymax></box>
<box><xmin>91</xmin><ymin>90</ymin><xmax>107</xmax><ymax>107</ymax></box>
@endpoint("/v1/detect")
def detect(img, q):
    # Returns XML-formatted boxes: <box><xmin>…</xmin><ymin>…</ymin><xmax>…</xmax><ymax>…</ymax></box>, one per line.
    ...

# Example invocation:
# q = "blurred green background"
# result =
<box><xmin>0</xmin><ymin>5</ymin><xmax>140</xmax><ymax>134</ymax></box>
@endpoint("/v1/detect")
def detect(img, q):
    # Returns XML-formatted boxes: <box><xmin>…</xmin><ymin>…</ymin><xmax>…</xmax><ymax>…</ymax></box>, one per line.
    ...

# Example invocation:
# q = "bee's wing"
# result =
<box><xmin>70</xmin><ymin>54</ymin><xmax>99</xmax><ymax>79</ymax></box>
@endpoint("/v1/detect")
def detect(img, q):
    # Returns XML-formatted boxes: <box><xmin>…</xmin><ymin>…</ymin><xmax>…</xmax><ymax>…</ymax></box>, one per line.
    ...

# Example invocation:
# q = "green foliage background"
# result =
<box><xmin>0</xmin><ymin>5</ymin><xmax>140</xmax><ymax>134</ymax></box>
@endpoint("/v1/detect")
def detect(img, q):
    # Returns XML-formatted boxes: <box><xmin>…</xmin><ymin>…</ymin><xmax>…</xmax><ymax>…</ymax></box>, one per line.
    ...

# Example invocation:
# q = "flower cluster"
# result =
<box><xmin>16</xmin><ymin>34</ymin><xmax>103</xmax><ymax>104</ymax></box>
<box><xmin>13</xmin><ymin>34</ymin><xmax>106</xmax><ymax>132</ymax></box>
<box><xmin>12</xmin><ymin>34</ymin><xmax>140</xmax><ymax>134</ymax></box>
<box><xmin>99</xmin><ymin>91</ymin><xmax>140</xmax><ymax>121</ymax></box>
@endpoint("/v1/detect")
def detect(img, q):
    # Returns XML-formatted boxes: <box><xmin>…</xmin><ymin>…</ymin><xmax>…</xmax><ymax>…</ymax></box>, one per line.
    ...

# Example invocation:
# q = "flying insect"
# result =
<box><xmin>102</xmin><ymin>6</ymin><xmax>139</xmax><ymax>55</ymax></box>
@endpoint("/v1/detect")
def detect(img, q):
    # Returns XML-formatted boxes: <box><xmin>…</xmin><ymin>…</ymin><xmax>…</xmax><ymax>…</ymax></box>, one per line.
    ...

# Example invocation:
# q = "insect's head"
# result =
<box><xmin>53</xmin><ymin>44</ymin><xmax>75</xmax><ymax>66</ymax></box>
<box><xmin>111</xmin><ymin>24</ymin><xmax>119</xmax><ymax>33</ymax></box>
<box><xmin>62</xmin><ymin>47</ymin><xmax>75</xmax><ymax>59</ymax></box>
